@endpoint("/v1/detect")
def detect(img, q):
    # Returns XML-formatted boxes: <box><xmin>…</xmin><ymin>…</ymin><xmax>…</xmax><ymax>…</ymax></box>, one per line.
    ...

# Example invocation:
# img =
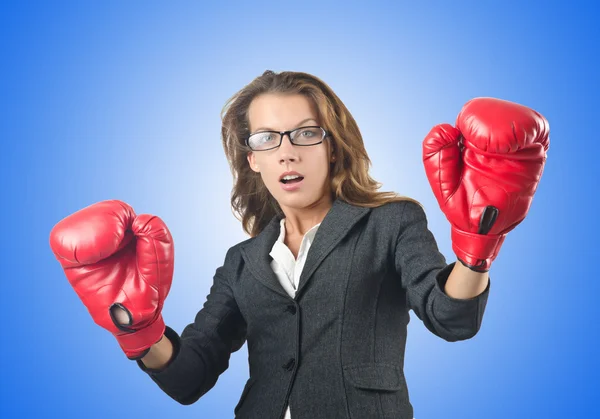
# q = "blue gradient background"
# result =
<box><xmin>2</xmin><ymin>1</ymin><xmax>598</xmax><ymax>418</ymax></box>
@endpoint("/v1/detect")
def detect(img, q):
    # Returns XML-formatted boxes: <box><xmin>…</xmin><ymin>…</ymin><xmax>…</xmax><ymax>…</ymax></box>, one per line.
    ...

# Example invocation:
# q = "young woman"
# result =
<box><xmin>50</xmin><ymin>70</ymin><xmax>549</xmax><ymax>419</ymax></box>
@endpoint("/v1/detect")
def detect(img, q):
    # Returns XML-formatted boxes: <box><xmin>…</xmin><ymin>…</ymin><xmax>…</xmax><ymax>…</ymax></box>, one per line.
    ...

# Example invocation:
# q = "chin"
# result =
<box><xmin>279</xmin><ymin>192</ymin><xmax>329</xmax><ymax>210</ymax></box>
<box><xmin>277</xmin><ymin>194</ymin><xmax>310</xmax><ymax>207</ymax></box>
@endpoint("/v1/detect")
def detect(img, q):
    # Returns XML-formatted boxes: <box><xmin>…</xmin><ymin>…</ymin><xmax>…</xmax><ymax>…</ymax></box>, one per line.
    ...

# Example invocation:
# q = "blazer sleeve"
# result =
<box><xmin>394</xmin><ymin>201</ymin><xmax>491</xmax><ymax>342</ymax></box>
<box><xmin>135</xmin><ymin>247</ymin><xmax>247</xmax><ymax>405</ymax></box>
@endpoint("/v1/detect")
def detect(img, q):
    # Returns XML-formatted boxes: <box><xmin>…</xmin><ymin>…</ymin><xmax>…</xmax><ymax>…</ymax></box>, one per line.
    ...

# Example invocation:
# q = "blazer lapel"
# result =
<box><xmin>239</xmin><ymin>211</ymin><xmax>288</xmax><ymax>298</ymax></box>
<box><xmin>239</xmin><ymin>198</ymin><xmax>371</xmax><ymax>300</ymax></box>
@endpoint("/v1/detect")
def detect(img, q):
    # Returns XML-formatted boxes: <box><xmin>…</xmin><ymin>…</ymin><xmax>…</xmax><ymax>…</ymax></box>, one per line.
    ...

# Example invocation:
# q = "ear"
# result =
<box><xmin>247</xmin><ymin>151</ymin><xmax>259</xmax><ymax>172</ymax></box>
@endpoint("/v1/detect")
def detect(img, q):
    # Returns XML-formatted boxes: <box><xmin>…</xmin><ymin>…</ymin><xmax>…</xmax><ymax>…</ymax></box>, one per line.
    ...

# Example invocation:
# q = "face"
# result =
<box><xmin>247</xmin><ymin>93</ymin><xmax>335</xmax><ymax>212</ymax></box>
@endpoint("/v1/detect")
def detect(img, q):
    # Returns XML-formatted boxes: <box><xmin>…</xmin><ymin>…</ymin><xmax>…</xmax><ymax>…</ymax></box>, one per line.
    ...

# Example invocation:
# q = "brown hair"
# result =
<box><xmin>221</xmin><ymin>70</ymin><xmax>421</xmax><ymax>237</ymax></box>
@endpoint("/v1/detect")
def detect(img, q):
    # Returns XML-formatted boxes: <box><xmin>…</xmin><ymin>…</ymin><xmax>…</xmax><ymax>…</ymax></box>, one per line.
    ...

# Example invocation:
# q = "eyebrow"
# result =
<box><xmin>253</xmin><ymin>118</ymin><xmax>319</xmax><ymax>132</ymax></box>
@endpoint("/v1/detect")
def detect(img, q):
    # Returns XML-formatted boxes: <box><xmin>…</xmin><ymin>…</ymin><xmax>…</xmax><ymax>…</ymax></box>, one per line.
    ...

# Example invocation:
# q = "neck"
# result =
<box><xmin>281</xmin><ymin>195</ymin><xmax>333</xmax><ymax>237</ymax></box>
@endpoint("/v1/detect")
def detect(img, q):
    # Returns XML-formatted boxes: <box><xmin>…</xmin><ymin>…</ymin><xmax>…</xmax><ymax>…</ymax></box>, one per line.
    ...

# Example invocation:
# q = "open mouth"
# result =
<box><xmin>280</xmin><ymin>176</ymin><xmax>304</xmax><ymax>184</ymax></box>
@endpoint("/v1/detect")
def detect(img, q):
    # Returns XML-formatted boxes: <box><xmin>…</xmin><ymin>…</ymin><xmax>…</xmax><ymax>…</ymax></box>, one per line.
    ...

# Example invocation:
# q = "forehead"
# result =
<box><xmin>248</xmin><ymin>93</ymin><xmax>319</xmax><ymax>130</ymax></box>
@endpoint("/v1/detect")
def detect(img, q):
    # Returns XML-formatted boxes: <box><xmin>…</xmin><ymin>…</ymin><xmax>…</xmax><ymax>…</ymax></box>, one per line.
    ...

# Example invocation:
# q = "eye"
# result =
<box><xmin>297</xmin><ymin>128</ymin><xmax>319</xmax><ymax>137</ymax></box>
<box><xmin>253</xmin><ymin>133</ymin><xmax>275</xmax><ymax>144</ymax></box>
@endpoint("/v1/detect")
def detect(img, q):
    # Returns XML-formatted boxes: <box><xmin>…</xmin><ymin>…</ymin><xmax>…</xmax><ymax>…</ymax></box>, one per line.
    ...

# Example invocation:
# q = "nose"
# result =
<box><xmin>277</xmin><ymin>133</ymin><xmax>298</xmax><ymax>164</ymax></box>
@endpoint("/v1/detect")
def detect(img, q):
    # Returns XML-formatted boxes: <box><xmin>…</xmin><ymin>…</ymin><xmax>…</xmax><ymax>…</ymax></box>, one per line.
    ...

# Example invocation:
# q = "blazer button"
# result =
<box><xmin>286</xmin><ymin>304</ymin><xmax>296</xmax><ymax>314</ymax></box>
<box><xmin>282</xmin><ymin>358</ymin><xmax>296</xmax><ymax>371</ymax></box>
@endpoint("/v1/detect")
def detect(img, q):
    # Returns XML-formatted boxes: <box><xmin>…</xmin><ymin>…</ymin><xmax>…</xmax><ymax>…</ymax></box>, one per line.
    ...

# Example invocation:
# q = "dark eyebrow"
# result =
<box><xmin>254</xmin><ymin>118</ymin><xmax>319</xmax><ymax>132</ymax></box>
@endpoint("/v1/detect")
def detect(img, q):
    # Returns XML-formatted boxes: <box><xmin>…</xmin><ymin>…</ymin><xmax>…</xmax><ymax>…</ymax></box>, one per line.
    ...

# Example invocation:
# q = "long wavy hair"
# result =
<box><xmin>221</xmin><ymin>70</ymin><xmax>421</xmax><ymax>237</ymax></box>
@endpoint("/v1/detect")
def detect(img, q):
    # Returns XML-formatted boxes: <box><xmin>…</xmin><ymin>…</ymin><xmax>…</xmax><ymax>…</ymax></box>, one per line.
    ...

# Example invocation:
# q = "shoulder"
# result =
<box><xmin>207</xmin><ymin>237</ymin><xmax>253</xmax><ymax>281</ymax></box>
<box><xmin>369</xmin><ymin>198</ymin><xmax>428</xmax><ymax>225</ymax></box>
<box><xmin>368</xmin><ymin>199</ymin><xmax>434</xmax><ymax>248</ymax></box>
<box><xmin>224</xmin><ymin>237</ymin><xmax>253</xmax><ymax>262</ymax></box>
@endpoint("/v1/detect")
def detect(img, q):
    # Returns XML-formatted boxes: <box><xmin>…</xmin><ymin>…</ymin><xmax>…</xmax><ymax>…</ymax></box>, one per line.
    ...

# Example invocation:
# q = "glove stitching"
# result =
<box><xmin>441</xmin><ymin>145</ymin><xmax>465</xmax><ymax>209</ymax></box>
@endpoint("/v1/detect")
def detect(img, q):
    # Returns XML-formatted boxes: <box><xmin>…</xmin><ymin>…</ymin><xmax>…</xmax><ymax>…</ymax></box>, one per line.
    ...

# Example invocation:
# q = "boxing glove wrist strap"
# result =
<box><xmin>115</xmin><ymin>315</ymin><xmax>166</xmax><ymax>360</ymax></box>
<box><xmin>451</xmin><ymin>227</ymin><xmax>506</xmax><ymax>273</ymax></box>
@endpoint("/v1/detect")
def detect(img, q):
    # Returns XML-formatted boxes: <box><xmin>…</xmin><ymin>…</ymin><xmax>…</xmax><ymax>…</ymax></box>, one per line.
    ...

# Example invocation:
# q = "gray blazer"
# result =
<box><xmin>137</xmin><ymin>198</ymin><xmax>491</xmax><ymax>419</ymax></box>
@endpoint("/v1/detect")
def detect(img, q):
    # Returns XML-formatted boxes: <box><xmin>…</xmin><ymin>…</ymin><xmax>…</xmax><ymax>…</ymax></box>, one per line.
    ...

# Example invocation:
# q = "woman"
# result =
<box><xmin>50</xmin><ymin>70</ymin><xmax>549</xmax><ymax>418</ymax></box>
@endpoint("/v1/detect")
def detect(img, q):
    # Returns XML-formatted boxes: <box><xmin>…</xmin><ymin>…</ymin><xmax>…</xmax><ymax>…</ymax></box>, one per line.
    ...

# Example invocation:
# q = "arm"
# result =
<box><xmin>445</xmin><ymin>260</ymin><xmax>490</xmax><ymax>300</ymax></box>
<box><xmin>140</xmin><ymin>333</ymin><xmax>174</xmax><ymax>370</ymax></box>
<box><xmin>394</xmin><ymin>201</ymin><xmax>490</xmax><ymax>342</ymax></box>
<box><xmin>136</xmin><ymin>248</ymin><xmax>247</xmax><ymax>405</ymax></box>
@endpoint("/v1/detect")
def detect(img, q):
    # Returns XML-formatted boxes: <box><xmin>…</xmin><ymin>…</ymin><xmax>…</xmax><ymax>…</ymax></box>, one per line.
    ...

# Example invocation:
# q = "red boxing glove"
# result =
<box><xmin>49</xmin><ymin>200</ymin><xmax>174</xmax><ymax>359</ymax></box>
<box><xmin>423</xmin><ymin>98</ymin><xmax>549</xmax><ymax>272</ymax></box>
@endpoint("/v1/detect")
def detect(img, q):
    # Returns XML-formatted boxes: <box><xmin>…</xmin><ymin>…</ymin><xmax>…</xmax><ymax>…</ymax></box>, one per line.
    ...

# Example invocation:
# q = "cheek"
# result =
<box><xmin>260</xmin><ymin>167</ymin><xmax>280</xmax><ymax>189</ymax></box>
<box><xmin>316</xmin><ymin>154</ymin><xmax>331</xmax><ymax>174</ymax></box>
<box><xmin>307</xmin><ymin>160</ymin><xmax>331</xmax><ymax>185</ymax></box>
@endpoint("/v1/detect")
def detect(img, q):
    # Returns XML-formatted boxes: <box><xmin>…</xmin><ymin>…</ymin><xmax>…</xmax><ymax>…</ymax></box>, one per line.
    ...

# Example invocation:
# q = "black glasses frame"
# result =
<box><xmin>246</xmin><ymin>126</ymin><xmax>329</xmax><ymax>151</ymax></box>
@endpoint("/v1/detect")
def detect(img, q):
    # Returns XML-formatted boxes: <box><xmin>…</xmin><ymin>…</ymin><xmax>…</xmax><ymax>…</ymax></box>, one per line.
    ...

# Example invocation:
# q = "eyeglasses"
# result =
<box><xmin>246</xmin><ymin>126</ymin><xmax>328</xmax><ymax>151</ymax></box>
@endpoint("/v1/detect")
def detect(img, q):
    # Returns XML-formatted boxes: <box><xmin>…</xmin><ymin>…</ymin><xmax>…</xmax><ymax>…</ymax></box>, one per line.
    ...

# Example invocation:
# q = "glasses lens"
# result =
<box><xmin>248</xmin><ymin>132</ymin><xmax>279</xmax><ymax>151</ymax></box>
<box><xmin>291</xmin><ymin>127</ymin><xmax>324</xmax><ymax>145</ymax></box>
